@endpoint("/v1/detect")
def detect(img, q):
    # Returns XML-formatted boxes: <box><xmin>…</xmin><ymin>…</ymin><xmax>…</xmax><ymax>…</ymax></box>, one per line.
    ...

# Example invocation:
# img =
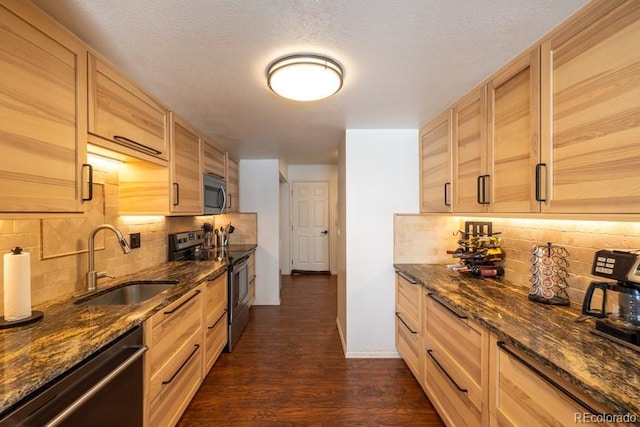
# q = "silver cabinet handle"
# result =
<box><xmin>496</xmin><ymin>341</ymin><xmax>602</xmax><ymax>416</ymax></box>
<box><xmin>44</xmin><ymin>346</ymin><xmax>147</xmax><ymax>427</ymax></box>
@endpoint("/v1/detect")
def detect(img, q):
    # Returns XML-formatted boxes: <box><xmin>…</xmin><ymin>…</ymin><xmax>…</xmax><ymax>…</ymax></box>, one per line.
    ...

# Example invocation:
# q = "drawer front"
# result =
<box><xmin>424</xmin><ymin>336</ymin><xmax>482</xmax><ymax>427</ymax></box>
<box><xmin>396</xmin><ymin>314</ymin><xmax>422</xmax><ymax>380</ymax></box>
<box><xmin>204</xmin><ymin>272</ymin><xmax>227</xmax><ymax>325</ymax></box>
<box><xmin>396</xmin><ymin>273</ymin><xmax>421</xmax><ymax>330</ymax></box>
<box><xmin>425</xmin><ymin>293</ymin><xmax>483</xmax><ymax>387</ymax></box>
<box><xmin>425</xmin><ymin>333</ymin><xmax>483</xmax><ymax>413</ymax></box>
<box><xmin>491</xmin><ymin>339</ymin><xmax>605</xmax><ymax>427</ymax></box>
<box><xmin>204</xmin><ymin>311</ymin><xmax>228</xmax><ymax>375</ymax></box>
<box><xmin>149</xmin><ymin>331</ymin><xmax>202</xmax><ymax>427</ymax></box>
<box><xmin>149</xmin><ymin>289</ymin><xmax>202</xmax><ymax>375</ymax></box>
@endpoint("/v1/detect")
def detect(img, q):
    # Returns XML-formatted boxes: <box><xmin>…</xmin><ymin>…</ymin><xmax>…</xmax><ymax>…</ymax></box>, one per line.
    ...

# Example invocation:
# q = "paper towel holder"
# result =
<box><xmin>1</xmin><ymin>247</ymin><xmax>43</xmax><ymax>329</ymax></box>
<box><xmin>0</xmin><ymin>310</ymin><xmax>44</xmax><ymax>329</ymax></box>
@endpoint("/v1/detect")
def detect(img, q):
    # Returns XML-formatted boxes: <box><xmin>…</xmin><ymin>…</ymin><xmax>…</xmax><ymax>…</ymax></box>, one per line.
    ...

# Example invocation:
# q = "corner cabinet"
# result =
<box><xmin>170</xmin><ymin>114</ymin><xmax>202</xmax><ymax>214</ymax></box>
<box><xmin>539</xmin><ymin>0</ymin><xmax>640</xmax><ymax>214</ymax></box>
<box><xmin>395</xmin><ymin>272</ymin><xmax>423</xmax><ymax>380</ymax></box>
<box><xmin>0</xmin><ymin>0</ymin><xmax>88</xmax><ymax>213</ymax></box>
<box><xmin>87</xmin><ymin>53</ymin><xmax>169</xmax><ymax>164</ymax></box>
<box><xmin>420</xmin><ymin>110</ymin><xmax>453</xmax><ymax>213</ymax></box>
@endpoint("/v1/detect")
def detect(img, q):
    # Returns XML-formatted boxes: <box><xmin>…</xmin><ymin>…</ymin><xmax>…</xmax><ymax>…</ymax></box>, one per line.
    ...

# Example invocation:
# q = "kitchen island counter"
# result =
<box><xmin>394</xmin><ymin>263</ymin><xmax>640</xmax><ymax>420</ymax></box>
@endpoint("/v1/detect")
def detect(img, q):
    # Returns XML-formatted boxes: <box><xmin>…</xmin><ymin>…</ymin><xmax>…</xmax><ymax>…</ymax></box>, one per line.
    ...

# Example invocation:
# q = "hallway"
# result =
<box><xmin>178</xmin><ymin>274</ymin><xmax>444</xmax><ymax>426</ymax></box>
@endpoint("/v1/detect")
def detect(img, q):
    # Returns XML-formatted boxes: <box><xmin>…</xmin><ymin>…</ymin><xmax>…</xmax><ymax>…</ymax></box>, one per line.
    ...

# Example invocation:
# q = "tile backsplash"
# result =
<box><xmin>394</xmin><ymin>214</ymin><xmax>640</xmax><ymax>307</ymax></box>
<box><xmin>0</xmin><ymin>166</ymin><xmax>256</xmax><ymax>316</ymax></box>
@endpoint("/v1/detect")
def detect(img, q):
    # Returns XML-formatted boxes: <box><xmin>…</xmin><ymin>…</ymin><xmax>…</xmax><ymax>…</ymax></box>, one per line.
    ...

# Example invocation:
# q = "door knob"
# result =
<box><xmin>321</xmin><ymin>230</ymin><xmax>328</xmax><ymax>235</ymax></box>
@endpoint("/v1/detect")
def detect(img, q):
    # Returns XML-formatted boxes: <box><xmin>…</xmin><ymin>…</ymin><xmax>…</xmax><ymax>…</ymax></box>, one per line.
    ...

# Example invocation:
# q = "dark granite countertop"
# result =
<box><xmin>394</xmin><ymin>264</ymin><xmax>640</xmax><ymax>419</ymax></box>
<box><xmin>0</xmin><ymin>245</ymin><xmax>259</xmax><ymax>416</ymax></box>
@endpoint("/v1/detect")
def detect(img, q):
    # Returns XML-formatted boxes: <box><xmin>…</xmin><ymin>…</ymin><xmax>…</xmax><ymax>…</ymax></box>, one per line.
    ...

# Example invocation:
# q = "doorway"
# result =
<box><xmin>290</xmin><ymin>181</ymin><xmax>330</xmax><ymax>273</ymax></box>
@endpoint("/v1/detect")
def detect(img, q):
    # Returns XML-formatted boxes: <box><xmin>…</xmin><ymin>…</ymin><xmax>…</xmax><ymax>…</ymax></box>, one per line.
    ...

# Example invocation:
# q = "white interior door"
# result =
<box><xmin>291</xmin><ymin>181</ymin><xmax>329</xmax><ymax>272</ymax></box>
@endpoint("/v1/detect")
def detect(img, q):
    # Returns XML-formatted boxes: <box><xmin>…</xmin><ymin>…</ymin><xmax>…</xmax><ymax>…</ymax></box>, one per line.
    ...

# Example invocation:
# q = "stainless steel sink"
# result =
<box><xmin>75</xmin><ymin>280</ymin><xmax>179</xmax><ymax>306</ymax></box>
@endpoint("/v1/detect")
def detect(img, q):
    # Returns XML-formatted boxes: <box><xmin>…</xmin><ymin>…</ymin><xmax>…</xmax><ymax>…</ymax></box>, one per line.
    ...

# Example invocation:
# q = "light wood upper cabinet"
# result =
<box><xmin>88</xmin><ymin>53</ymin><xmax>169</xmax><ymax>163</ymax></box>
<box><xmin>540</xmin><ymin>0</ymin><xmax>640</xmax><ymax>214</ymax></box>
<box><xmin>0</xmin><ymin>0</ymin><xmax>88</xmax><ymax>213</ymax></box>
<box><xmin>453</xmin><ymin>86</ymin><xmax>487</xmax><ymax>213</ymax></box>
<box><xmin>171</xmin><ymin>114</ymin><xmax>202</xmax><ymax>214</ymax></box>
<box><xmin>226</xmin><ymin>155</ymin><xmax>239</xmax><ymax>213</ymax></box>
<box><xmin>203</xmin><ymin>138</ymin><xmax>226</xmax><ymax>179</ymax></box>
<box><xmin>487</xmin><ymin>48</ymin><xmax>541</xmax><ymax>213</ymax></box>
<box><xmin>420</xmin><ymin>110</ymin><xmax>452</xmax><ymax>213</ymax></box>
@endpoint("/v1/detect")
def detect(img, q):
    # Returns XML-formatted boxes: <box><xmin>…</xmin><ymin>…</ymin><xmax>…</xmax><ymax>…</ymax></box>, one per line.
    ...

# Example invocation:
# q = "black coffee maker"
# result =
<box><xmin>582</xmin><ymin>249</ymin><xmax>640</xmax><ymax>350</ymax></box>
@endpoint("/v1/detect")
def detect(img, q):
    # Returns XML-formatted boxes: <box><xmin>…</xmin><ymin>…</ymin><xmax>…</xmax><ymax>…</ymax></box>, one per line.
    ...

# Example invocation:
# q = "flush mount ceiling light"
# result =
<box><xmin>267</xmin><ymin>54</ymin><xmax>344</xmax><ymax>102</ymax></box>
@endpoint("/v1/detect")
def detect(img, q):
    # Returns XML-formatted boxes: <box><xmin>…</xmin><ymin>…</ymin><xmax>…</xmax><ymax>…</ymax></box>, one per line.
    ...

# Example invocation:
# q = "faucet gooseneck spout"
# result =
<box><xmin>87</xmin><ymin>224</ymin><xmax>132</xmax><ymax>292</ymax></box>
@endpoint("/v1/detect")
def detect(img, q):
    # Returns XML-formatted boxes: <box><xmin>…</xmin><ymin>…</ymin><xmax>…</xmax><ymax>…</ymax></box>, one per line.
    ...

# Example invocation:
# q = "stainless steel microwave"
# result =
<box><xmin>203</xmin><ymin>174</ymin><xmax>227</xmax><ymax>214</ymax></box>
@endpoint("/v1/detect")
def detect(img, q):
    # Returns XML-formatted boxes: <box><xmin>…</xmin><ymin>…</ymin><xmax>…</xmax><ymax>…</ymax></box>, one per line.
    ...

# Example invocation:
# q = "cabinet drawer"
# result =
<box><xmin>396</xmin><ymin>313</ymin><xmax>422</xmax><ymax>380</ymax></box>
<box><xmin>425</xmin><ymin>293</ymin><xmax>483</xmax><ymax>387</ymax></box>
<box><xmin>149</xmin><ymin>331</ymin><xmax>202</xmax><ymax>427</ymax></box>
<box><xmin>204</xmin><ymin>272</ymin><xmax>227</xmax><ymax>325</ymax></box>
<box><xmin>424</xmin><ymin>336</ymin><xmax>482</xmax><ymax>427</ymax></box>
<box><xmin>148</xmin><ymin>288</ymin><xmax>202</xmax><ymax>375</ymax></box>
<box><xmin>204</xmin><ymin>311</ymin><xmax>228</xmax><ymax>375</ymax></box>
<box><xmin>490</xmin><ymin>336</ymin><xmax>611</xmax><ymax>427</ymax></box>
<box><xmin>396</xmin><ymin>273</ymin><xmax>421</xmax><ymax>330</ymax></box>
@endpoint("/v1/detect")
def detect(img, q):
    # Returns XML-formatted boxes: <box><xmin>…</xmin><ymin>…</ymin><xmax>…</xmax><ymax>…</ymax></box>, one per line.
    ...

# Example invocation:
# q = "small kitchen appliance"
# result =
<box><xmin>582</xmin><ymin>249</ymin><xmax>640</xmax><ymax>351</ymax></box>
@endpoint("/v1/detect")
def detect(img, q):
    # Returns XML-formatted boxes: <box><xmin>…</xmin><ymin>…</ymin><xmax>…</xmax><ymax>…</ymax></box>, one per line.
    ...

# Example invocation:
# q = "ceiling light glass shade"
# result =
<box><xmin>267</xmin><ymin>54</ymin><xmax>343</xmax><ymax>101</ymax></box>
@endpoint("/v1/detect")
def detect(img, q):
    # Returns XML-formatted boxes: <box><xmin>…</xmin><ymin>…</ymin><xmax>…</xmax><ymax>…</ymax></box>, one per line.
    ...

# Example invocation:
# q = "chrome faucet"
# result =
<box><xmin>87</xmin><ymin>224</ymin><xmax>132</xmax><ymax>292</ymax></box>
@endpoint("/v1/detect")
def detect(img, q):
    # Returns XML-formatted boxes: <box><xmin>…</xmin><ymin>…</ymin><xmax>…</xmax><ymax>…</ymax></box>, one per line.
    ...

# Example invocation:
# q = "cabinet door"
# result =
<box><xmin>540</xmin><ymin>1</ymin><xmax>640</xmax><ymax>214</ymax></box>
<box><xmin>203</xmin><ymin>137</ymin><xmax>226</xmax><ymax>179</ymax></box>
<box><xmin>487</xmin><ymin>48</ymin><xmax>541</xmax><ymax>213</ymax></box>
<box><xmin>395</xmin><ymin>273</ymin><xmax>422</xmax><ymax>380</ymax></box>
<box><xmin>0</xmin><ymin>1</ymin><xmax>87</xmax><ymax>213</ymax></box>
<box><xmin>88</xmin><ymin>54</ymin><xmax>168</xmax><ymax>162</ymax></box>
<box><xmin>453</xmin><ymin>86</ymin><xmax>488</xmax><ymax>213</ymax></box>
<box><xmin>171</xmin><ymin>114</ymin><xmax>202</xmax><ymax>214</ymax></box>
<box><xmin>420</xmin><ymin>109</ymin><xmax>453</xmax><ymax>213</ymax></box>
<box><xmin>226</xmin><ymin>155</ymin><xmax>239</xmax><ymax>212</ymax></box>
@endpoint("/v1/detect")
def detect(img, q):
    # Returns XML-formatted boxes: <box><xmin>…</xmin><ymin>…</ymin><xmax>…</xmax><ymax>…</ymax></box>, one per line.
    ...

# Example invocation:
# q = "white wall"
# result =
<box><xmin>280</xmin><ymin>164</ymin><xmax>339</xmax><ymax>275</ymax></box>
<box><xmin>343</xmin><ymin>129</ymin><xmax>419</xmax><ymax>357</ymax></box>
<box><xmin>239</xmin><ymin>159</ymin><xmax>281</xmax><ymax>305</ymax></box>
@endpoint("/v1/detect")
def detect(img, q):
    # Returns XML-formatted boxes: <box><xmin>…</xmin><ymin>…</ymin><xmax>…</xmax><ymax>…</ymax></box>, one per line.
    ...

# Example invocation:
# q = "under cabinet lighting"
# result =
<box><xmin>87</xmin><ymin>153</ymin><xmax>123</xmax><ymax>171</ymax></box>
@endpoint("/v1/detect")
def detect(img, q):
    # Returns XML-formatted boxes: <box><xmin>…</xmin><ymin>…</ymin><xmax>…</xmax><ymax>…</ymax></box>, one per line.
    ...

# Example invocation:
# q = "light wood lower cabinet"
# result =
<box><xmin>423</xmin><ymin>291</ymin><xmax>488</xmax><ymax>427</ymax></box>
<box><xmin>144</xmin><ymin>287</ymin><xmax>203</xmax><ymax>427</ymax></box>
<box><xmin>202</xmin><ymin>271</ymin><xmax>228</xmax><ymax>375</ymax></box>
<box><xmin>489</xmin><ymin>334</ymin><xmax>615</xmax><ymax>427</ymax></box>
<box><xmin>395</xmin><ymin>273</ymin><xmax>423</xmax><ymax>380</ymax></box>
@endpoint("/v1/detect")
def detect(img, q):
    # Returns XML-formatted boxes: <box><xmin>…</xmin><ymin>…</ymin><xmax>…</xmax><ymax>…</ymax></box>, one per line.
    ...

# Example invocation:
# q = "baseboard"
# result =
<box><xmin>252</xmin><ymin>299</ymin><xmax>281</xmax><ymax>305</ymax></box>
<box><xmin>345</xmin><ymin>351</ymin><xmax>402</xmax><ymax>359</ymax></box>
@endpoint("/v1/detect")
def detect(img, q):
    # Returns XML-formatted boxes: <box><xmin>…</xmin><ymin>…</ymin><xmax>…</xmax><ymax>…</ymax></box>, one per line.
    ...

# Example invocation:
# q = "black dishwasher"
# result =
<box><xmin>0</xmin><ymin>326</ymin><xmax>146</xmax><ymax>427</ymax></box>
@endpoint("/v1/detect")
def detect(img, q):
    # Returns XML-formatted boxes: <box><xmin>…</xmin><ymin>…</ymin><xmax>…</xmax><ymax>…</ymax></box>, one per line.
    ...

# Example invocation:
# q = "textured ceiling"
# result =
<box><xmin>32</xmin><ymin>0</ymin><xmax>589</xmax><ymax>164</ymax></box>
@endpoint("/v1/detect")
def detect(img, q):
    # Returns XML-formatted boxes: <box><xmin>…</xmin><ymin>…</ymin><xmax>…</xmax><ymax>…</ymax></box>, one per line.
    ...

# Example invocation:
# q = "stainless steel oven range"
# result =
<box><xmin>168</xmin><ymin>230</ymin><xmax>251</xmax><ymax>352</ymax></box>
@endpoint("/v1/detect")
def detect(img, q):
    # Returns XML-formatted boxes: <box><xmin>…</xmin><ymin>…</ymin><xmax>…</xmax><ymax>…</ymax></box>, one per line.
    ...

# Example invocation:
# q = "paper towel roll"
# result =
<box><xmin>3</xmin><ymin>247</ymin><xmax>31</xmax><ymax>321</ymax></box>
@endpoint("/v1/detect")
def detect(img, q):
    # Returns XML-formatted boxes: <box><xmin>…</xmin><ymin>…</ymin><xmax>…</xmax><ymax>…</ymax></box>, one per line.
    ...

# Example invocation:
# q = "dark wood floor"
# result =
<box><xmin>178</xmin><ymin>274</ymin><xmax>444</xmax><ymax>426</ymax></box>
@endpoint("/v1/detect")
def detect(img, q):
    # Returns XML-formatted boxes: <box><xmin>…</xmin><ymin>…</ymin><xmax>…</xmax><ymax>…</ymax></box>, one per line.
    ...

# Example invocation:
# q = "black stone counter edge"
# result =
<box><xmin>393</xmin><ymin>264</ymin><xmax>636</xmax><ymax>419</ymax></box>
